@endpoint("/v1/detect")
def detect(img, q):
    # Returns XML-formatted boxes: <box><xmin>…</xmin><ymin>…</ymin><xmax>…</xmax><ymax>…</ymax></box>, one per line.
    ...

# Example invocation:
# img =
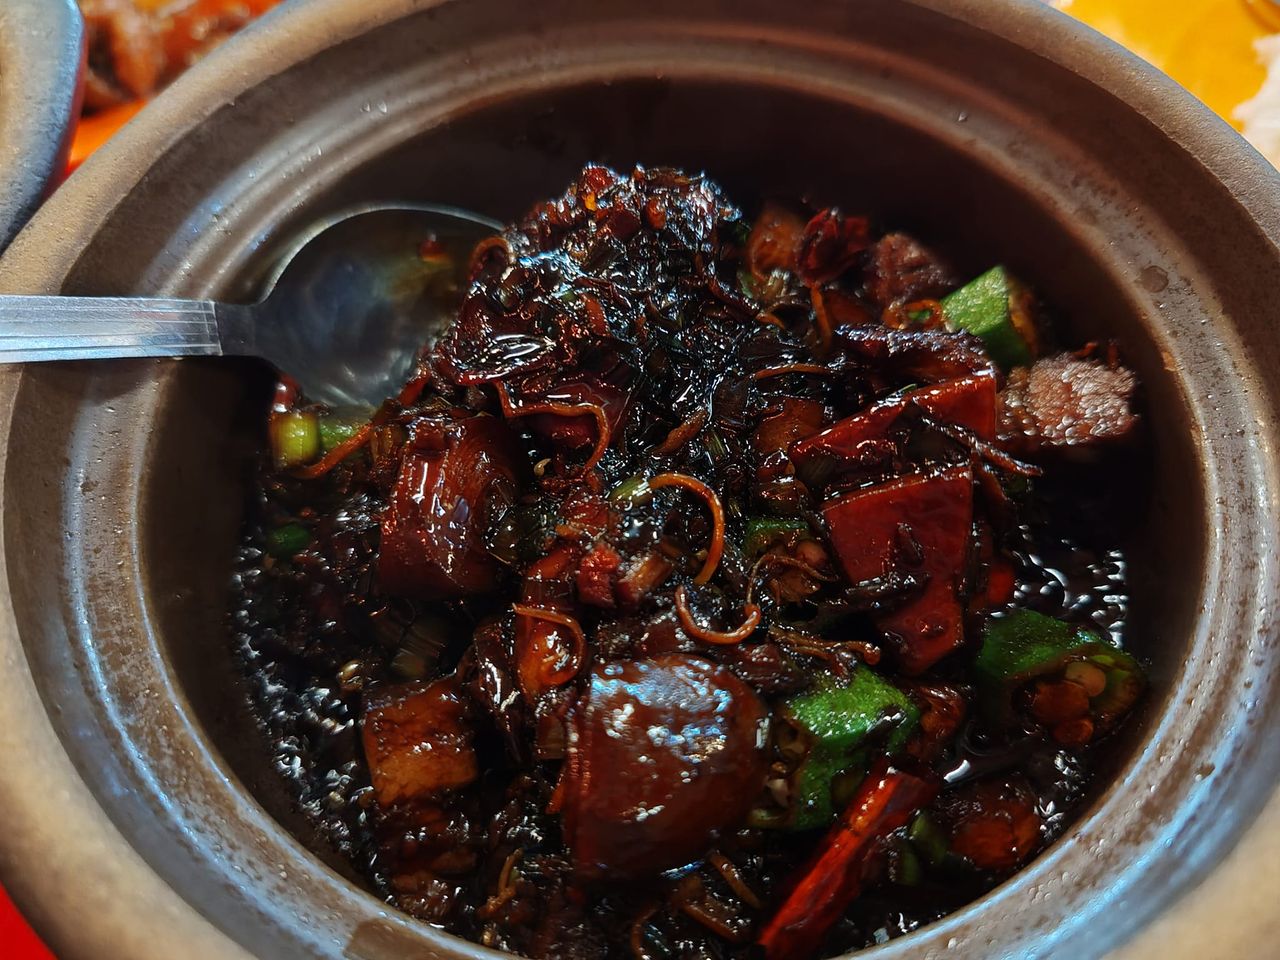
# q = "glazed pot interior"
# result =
<box><xmin>1</xmin><ymin>3</ymin><xmax>1277</xmax><ymax>960</ymax></box>
<box><xmin>162</xmin><ymin>73</ymin><xmax>1196</xmax><ymax>870</ymax></box>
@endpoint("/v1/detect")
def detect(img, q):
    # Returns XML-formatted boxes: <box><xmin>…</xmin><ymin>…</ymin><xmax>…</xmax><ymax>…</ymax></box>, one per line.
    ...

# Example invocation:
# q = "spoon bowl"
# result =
<box><xmin>245</xmin><ymin>204</ymin><xmax>501</xmax><ymax>406</ymax></box>
<box><xmin>0</xmin><ymin>204</ymin><xmax>500</xmax><ymax>408</ymax></box>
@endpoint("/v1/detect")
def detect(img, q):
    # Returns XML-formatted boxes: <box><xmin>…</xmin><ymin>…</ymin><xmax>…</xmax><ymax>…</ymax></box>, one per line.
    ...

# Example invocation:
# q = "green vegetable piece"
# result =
<box><xmin>318</xmin><ymin>413</ymin><xmax>367</xmax><ymax>453</ymax></box>
<box><xmin>974</xmin><ymin>609</ymin><xmax>1145</xmax><ymax>733</ymax></box>
<box><xmin>744</xmin><ymin>517</ymin><xmax>809</xmax><ymax>558</ymax></box>
<box><xmin>270</xmin><ymin>410</ymin><xmax>320</xmax><ymax>470</ymax></box>
<box><xmin>1000</xmin><ymin>472</ymin><xmax>1033</xmax><ymax>501</ymax></box>
<box><xmin>266</xmin><ymin>523</ymin><xmax>310</xmax><ymax>558</ymax></box>
<box><xmin>391</xmin><ymin>647</ymin><xmax>429</xmax><ymax>681</ymax></box>
<box><xmin>608</xmin><ymin>475</ymin><xmax>650</xmax><ymax>502</ymax></box>
<box><xmin>908</xmin><ymin>811</ymin><xmax>949</xmax><ymax>867</ymax></box>
<box><xmin>890</xmin><ymin>837</ymin><xmax>923</xmax><ymax>887</ymax></box>
<box><xmin>779</xmin><ymin>667</ymin><xmax>920</xmax><ymax>831</ymax></box>
<box><xmin>941</xmin><ymin>266</ymin><xmax>1037</xmax><ymax>370</ymax></box>
<box><xmin>705</xmin><ymin>429</ymin><xmax>729</xmax><ymax>464</ymax></box>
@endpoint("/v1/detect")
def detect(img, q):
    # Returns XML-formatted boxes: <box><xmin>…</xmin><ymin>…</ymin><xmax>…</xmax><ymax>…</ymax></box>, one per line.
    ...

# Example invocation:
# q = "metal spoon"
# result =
<box><xmin>0</xmin><ymin>204</ymin><xmax>501</xmax><ymax>407</ymax></box>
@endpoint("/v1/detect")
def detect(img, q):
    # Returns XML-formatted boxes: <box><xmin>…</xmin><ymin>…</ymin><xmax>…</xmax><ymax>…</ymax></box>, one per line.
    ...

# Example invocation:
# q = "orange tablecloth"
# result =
<box><xmin>1</xmin><ymin>884</ymin><xmax>53</xmax><ymax>960</ymax></box>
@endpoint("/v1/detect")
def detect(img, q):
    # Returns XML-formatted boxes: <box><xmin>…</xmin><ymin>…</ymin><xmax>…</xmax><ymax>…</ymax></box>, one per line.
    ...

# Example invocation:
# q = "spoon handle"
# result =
<box><xmin>0</xmin><ymin>296</ymin><xmax>225</xmax><ymax>362</ymax></box>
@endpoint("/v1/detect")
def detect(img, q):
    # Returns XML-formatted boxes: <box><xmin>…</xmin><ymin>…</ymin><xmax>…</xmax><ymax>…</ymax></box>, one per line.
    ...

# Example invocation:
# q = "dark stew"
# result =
<box><xmin>230</xmin><ymin>165</ymin><xmax>1145</xmax><ymax>960</ymax></box>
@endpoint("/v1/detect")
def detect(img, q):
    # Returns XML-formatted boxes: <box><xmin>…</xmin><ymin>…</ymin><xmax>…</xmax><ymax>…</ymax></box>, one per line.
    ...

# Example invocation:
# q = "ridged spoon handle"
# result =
<box><xmin>0</xmin><ymin>296</ymin><xmax>227</xmax><ymax>362</ymax></box>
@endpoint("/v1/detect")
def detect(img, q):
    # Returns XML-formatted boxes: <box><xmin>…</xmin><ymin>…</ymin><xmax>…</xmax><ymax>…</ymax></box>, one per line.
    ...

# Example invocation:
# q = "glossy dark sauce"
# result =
<box><xmin>228</xmin><ymin>166</ymin><xmax>1145</xmax><ymax>960</ymax></box>
<box><xmin>228</xmin><ymin>484</ymin><xmax>1126</xmax><ymax>952</ymax></box>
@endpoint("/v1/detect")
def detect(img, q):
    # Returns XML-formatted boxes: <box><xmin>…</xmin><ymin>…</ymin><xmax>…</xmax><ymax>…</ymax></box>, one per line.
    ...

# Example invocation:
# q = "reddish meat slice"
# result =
<box><xmin>864</xmin><ymin>232</ymin><xmax>956</xmax><ymax>308</ymax></box>
<box><xmin>791</xmin><ymin>397</ymin><xmax>905</xmax><ymax>466</ymax></box>
<box><xmin>378</xmin><ymin>413</ymin><xmax>521</xmax><ymax>599</ymax></box>
<box><xmin>362</xmin><ymin>676</ymin><xmax>478</xmax><ymax>807</ymax></box>
<box><xmin>969</xmin><ymin>523</ymin><xmax>1016</xmax><ymax>614</ymax></box>
<box><xmin>998</xmin><ymin>353</ymin><xmax>1137</xmax><ymax>455</ymax></box>
<box><xmin>911</xmin><ymin>374</ymin><xmax>998</xmax><ymax>439</ymax></box>
<box><xmin>756</xmin><ymin>397</ymin><xmax>828</xmax><ymax>455</ymax></box>
<box><xmin>562</xmin><ymin>655</ymin><xmax>768</xmax><ymax>880</ymax></box>
<box><xmin>823</xmin><ymin>466</ymin><xmax>974</xmax><ymax>674</ymax></box>
<box><xmin>792</xmin><ymin>374</ymin><xmax>997</xmax><ymax>469</ymax></box>
<box><xmin>834</xmin><ymin>325</ymin><xmax>993</xmax><ymax>384</ymax></box>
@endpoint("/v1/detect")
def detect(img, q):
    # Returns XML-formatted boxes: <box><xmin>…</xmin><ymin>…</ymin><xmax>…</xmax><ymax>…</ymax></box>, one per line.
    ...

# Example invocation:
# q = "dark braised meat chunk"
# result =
<box><xmin>864</xmin><ymin>232</ymin><xmax>956</xmax><ymax>308</ymax></box>
<box><xmin>936</xmin><ymin>776</ymin><xmax>1044</xmax><ymax>871</ymax></box>
<box><xmin>998</xmin><ymin>353</ymin><xmax>1139</xmax><ymax>455</ymax></box>
<box><xmin>562</xmin><ymin>655</ymin><xmax>768</xmax><ymax>879</ymax></box>
<box><xmin>362</xmin><ymin>675</ymin><xmax>478</xmax><ymax>806</ymax></box>
<box><xmin>378</xmin><ymin>412</ymin><xmax>523</xmax><ymax>599</ymax></box>
<box><xmin>823</xmin><ymin>465</ymin><xmax>975</xmax><ymax>674</ymax></box>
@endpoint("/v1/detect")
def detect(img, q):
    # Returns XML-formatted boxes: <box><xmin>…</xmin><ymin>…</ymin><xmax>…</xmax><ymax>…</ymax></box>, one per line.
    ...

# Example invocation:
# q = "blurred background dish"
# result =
<box><xmin>1061</xmin><ymin>0</ymin><xmax>1280</xmax><ymax>165</ymax></box>
<box><xmin>59</xmin><ymin>1</ymin><xmax>1280</xmax><ymax>175</ymax></box>
<box><xmin>70</xmin><ymin>0</ymin><xmax>279</xmax><ymax>172</ymax></box>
